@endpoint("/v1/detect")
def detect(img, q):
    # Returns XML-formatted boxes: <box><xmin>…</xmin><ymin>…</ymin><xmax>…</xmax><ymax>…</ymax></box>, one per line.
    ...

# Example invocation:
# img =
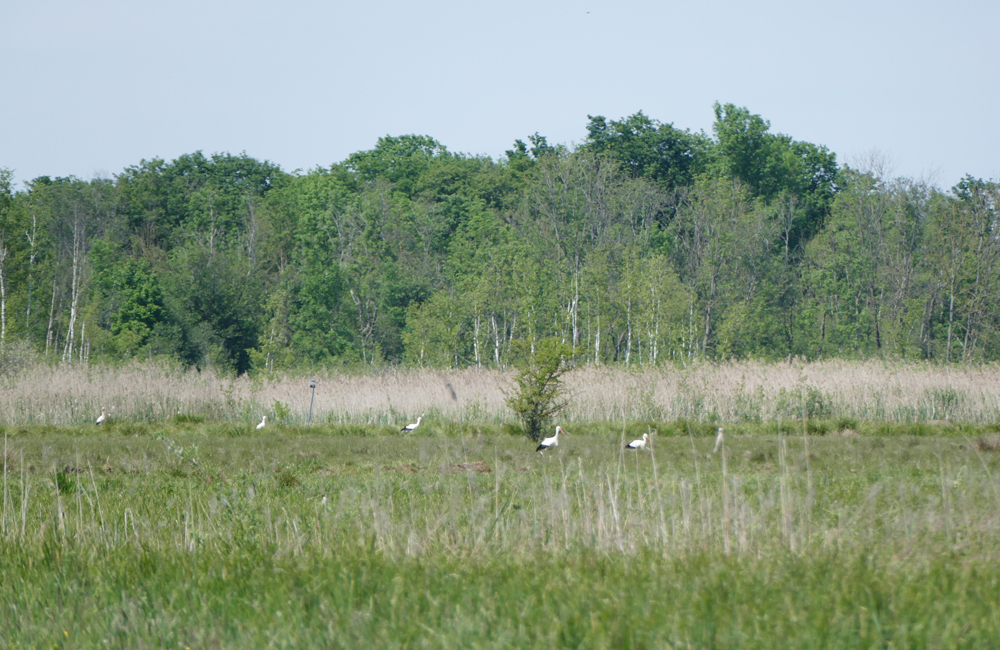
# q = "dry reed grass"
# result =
<box><xmin>2</xmin><ymin>358</ymin><xmax>1000</xmax><ymax>425</ymax></box>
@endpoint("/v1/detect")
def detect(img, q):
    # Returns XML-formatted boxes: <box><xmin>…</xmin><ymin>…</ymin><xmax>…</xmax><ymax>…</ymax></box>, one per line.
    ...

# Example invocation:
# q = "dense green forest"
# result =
<box><xmin>1</xmin><ymin>103</ymin><xmax>997</xmax><ymax>374</ymax></box>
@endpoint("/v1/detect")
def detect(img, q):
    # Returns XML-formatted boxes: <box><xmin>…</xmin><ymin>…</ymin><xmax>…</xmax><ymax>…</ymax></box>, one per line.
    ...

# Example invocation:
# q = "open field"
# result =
<box><xmin>3</xmin><ymin>421</ymin><xmax>1000</xmax><ymax>647</ymax></box>
<box><xmin>3</xmin><ymin>359</ymin><xmax>1000</xmax><ymax>426</ymax></box>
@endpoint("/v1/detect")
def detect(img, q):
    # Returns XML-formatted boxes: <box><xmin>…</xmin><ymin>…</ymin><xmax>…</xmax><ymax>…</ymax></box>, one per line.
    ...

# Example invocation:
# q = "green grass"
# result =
<box><xmin>2</xmin><ymin>423</ymin><xmax>1000</xmax><ymax>648</ymax></box>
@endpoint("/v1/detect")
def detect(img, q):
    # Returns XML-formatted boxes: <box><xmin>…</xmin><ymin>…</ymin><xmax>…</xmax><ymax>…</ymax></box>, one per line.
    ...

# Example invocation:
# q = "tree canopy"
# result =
<box><xmin>1</xmin><ymin>103</ymin><xmax>996</xmax><ymax>373</ymax></box>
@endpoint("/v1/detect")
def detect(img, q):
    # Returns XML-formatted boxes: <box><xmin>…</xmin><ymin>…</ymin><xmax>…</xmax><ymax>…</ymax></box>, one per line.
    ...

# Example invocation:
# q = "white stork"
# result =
<box><xmin>712</xmin><ymin>427</ymin><xmax>725</xmax><ymax>454</ymax></box>
<box><xmin>626</xmin><ymin>433</ymin><xmax>649</xmax><ymax>450</ymax></box>
<box><xmin>536</xmin><ymin>426</ymin><xmax>565</xmax><ymax>455</ymax></box>
<box><xmin>401</xmin><ymin>415</ymin><xmax>423</xmax><ymax>433</ymax></box>
<box><xmin>256</xmin><ymin>415</ymin><xmax>267</xmax><ymax>430</ymax></box>
<box><xmin>96</xmin><ymin>408</ymin><xmax>107</xmax><ymax>425</ymax></box>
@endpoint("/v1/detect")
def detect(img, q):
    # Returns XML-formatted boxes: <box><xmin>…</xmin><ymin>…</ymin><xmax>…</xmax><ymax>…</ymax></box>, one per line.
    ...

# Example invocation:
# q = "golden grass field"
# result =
<box><xmin>2</xmin><ymin>358</ymin><xmax>998</xmax><ymax>425</ymax></box>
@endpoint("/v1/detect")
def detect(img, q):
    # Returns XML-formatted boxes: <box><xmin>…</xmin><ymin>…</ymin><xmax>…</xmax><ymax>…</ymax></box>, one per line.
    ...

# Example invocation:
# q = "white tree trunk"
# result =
<box><xmin>63</xmin><ymin>223</ymin><xmax>84</xmax><ymax>365</ymax></box>
<box><xmin>79</xmin><ymin>320</ymin><xmax>86</xmax><ymax>364</ymax></box>
<box><xmin>573</xmin><ymin>274</ymin><xmax>579</xmax><ymax>349</ymax></box>
<box><xmin>473</xmin><ymin>311</ymin><xmax>481</xmax><ymax>369</ymax></box>
<box><xmin>0</xmin><ymin>240</ymin><xmax>7</xmax><ymax>349</ymax></box>
<box><xmin>491</xmin><ymin>314</ymin><xmax>500</xmax><ymax>367</ymax></box>
<box><xmin>46</xmin><ymin>276</ymin><xmax>57</xmax><ymax>356</ymax></box>
<box><xmin>594</xmin><ymin>311</ymin><xmax>600</xmax><ymax>366</ymax></box>
<box><xmin>25</xmin><ymin>214</ymin><xmax>37</xmax><ymax>344</ymax></box>
<box><xmin>625</xmin><ymin>293</ymin><xmax>632</xmax><ymax>367</ymax></box>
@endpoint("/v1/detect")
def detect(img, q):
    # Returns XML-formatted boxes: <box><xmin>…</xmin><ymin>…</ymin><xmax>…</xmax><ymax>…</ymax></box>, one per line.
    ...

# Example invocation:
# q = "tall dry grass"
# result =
<box><xmin>2</xmin><ymin>358</ymin><xmax>1000</xmax><ymax>425</ymax></box>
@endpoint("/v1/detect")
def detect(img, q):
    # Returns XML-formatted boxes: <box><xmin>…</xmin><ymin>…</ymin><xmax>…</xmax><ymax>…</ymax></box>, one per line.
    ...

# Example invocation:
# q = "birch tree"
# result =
<box><xmin>0</xmin><ymin>237</ymin><xmax>7</xmax><ymax>348</ymax></box>
<box><xmin>0</xmin><ymin>169</ymin><xmax>11</xmax><ymax>348</ymax></box>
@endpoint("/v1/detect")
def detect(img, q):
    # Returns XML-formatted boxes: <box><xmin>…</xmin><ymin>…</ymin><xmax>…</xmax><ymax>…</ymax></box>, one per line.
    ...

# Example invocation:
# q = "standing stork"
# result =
<box><xmin>626</xmin><ymin>433</ymin><xmax>649</xmax><ymax>450</ymax></box>
<box><xmin>712</xmin><ymin>427</ymin><xmax>725</xmax><ymax>454</ymax></box>
<box><xmin>96</xmin><ymin>408</ymin><xmax>107</xmax><ymax>425</ymax></box>
<box><xmin>401</xmin><ymin>415</ymin><xmax>423</xmax><ymax>433</ymax></box>
<box><xmin>536</xmin><ymin>426</ymin><xmax>565</xmax><ymax>455</ymax></box>
<box><xmin>256</xmin><ymin>415</ymin><xmax>267</xmax><ymax>430</ymax></box>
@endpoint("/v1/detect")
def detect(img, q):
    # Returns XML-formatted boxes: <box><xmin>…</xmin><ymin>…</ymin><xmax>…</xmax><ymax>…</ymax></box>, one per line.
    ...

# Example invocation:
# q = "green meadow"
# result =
<box><xmin>2</xmin><ymin>420</ymin><xmax>1000</xmax><ymax>648</ymax></box>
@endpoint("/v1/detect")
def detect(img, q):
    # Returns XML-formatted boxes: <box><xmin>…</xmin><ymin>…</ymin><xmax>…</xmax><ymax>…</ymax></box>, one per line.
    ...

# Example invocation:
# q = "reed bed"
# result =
<box><xmin>3</xmin><ymin>359</ymin><xmax>1000</xmax><ymax>426</ymax></box>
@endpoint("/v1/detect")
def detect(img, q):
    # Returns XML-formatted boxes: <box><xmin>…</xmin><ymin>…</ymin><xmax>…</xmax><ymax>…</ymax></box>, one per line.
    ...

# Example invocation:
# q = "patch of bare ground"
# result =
<box><xmin>975</xmin><ymin>435</ymin><xmax>1000</xmax><ymax>452</ymax></box>
<box><xmin>1</xmin><ymin>449</ymin><xmax>20</xmax><ymax>467</ymax></box>
<box><xmin>441</xmin><ymin>461</ymin><xmax>491</xmax><ymax>473</ymax></box>
<box><xmin>380</xmin><ymin>462</ymin><xmax>492</xmax><ymax>473</ymax></box>
<box><xmin>383</xmin><ymin>464</ymin><xmax>421</xmax><ymax>473</ymax></box>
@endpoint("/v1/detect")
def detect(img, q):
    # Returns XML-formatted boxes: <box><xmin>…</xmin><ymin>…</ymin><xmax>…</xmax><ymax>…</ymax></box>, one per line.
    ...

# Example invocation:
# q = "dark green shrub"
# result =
<box><xmin>505</xmin><ymin>338</ymin><xmax>574</xmax><ymax>442</ymax></box>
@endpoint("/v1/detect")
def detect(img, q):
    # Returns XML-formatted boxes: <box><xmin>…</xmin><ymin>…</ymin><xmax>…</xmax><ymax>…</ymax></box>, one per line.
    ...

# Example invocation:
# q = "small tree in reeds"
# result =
<box><xmin>506</xmin><ymin>338</ymin><xmax>574</xmax><ymax>441</ymax></box>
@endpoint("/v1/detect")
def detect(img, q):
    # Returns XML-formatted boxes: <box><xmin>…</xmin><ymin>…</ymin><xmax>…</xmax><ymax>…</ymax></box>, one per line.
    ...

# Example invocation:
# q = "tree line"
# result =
<box><xmin>1</xmin><ymin>103</ymin><xmax>997</xmax><ymax>374</ymax></box>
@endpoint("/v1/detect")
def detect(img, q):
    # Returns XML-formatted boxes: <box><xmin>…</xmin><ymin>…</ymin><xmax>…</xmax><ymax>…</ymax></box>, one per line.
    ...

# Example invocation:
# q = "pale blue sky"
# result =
<box><xmin>2</xmin><ymin>0</ymin><xmax>997</xmax><ymax>190</ymax></box>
